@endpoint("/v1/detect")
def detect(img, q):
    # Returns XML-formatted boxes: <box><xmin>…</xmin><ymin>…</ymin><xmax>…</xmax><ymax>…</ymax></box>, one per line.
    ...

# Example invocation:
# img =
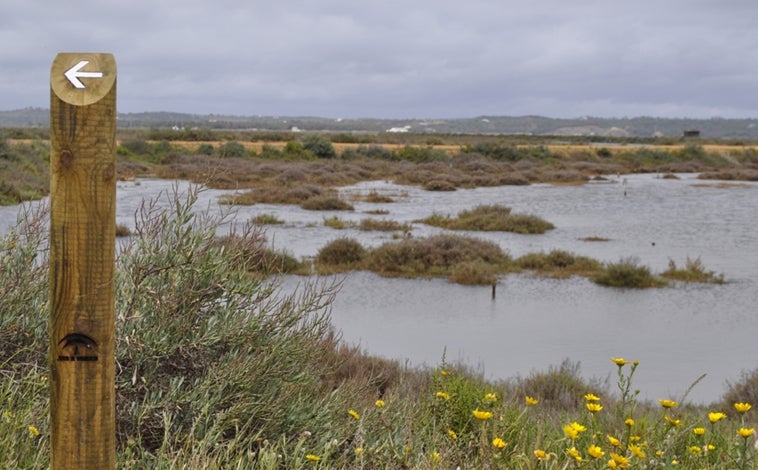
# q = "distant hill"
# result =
<box><xmin>3</xmin><ymin>107</ymin><xmax>758</xmax><ymax>138</ymax></box>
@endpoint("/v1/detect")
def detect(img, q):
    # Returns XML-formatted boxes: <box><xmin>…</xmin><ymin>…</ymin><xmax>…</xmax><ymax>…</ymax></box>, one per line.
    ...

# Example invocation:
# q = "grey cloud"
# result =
<box><xmin>2</xmin><ymin>0</ymin><xmax>757</xmax><ymax>118</ymax></box>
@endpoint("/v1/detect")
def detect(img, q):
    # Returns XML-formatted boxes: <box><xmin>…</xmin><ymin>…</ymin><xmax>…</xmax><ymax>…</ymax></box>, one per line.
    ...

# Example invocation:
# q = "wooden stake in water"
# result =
<box><xmin>49</xmin><ymin>52</ymin><xmax>117</xmax><ymax>470</ymax></box>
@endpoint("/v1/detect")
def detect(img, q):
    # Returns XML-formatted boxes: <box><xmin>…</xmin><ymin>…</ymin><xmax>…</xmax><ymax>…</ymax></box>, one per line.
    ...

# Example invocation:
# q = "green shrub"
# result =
<box><xmin>302</xmin><ymin>134</ymin><xmax>337</xmax><ymax>159</ymax></box>
<box><xmin>316</xmin><ymin>237</ymin><xmax>366</xmax><ymax>268</ymax></box>
<box><xmin>661</xmin><ymin>257</ymin><xmax>724</xmax><ymax>284</ymax></box>
<box><xmin>515</xmin><ymin>250</ymin><xmax>602</xmax><ymax>278</ymax></box>
<box><xmin>216</xmin><ymin>140</ymin><xmax>248</xmax><ymax>158</ymax></box>
<box><xmin>593</xmin><ymin>258</ymin><xmax>668</xmax><ymax>288</ymax></box>
<box><xmin>418</xmin><ymin>204</ymin><xmax>554</xmax><ymax>234</ymax></box>
<box><xmin>363</xmin><ymin>234</ymin><xmax>510</xmax><ymax>280</ymax></box>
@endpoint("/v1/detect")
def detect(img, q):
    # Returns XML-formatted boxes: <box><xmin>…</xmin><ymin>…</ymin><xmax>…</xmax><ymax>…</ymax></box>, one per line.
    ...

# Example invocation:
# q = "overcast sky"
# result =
<box><xmin>2</xmin><ymin>0</ymin><xmax>757</xmax><ymax>119</ymax></box>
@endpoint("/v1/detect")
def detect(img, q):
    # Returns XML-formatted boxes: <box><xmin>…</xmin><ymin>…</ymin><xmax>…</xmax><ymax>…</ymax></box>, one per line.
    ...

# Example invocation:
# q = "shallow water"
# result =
<box><xmin>2</xmin><ymin>174</ymin><xmax>756</xmax><ymax>404</ymax></box>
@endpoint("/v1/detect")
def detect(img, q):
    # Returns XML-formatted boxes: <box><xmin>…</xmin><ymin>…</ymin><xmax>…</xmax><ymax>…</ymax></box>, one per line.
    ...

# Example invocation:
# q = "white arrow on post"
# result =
<box><xmin>64</xmin><ymin>60</ymin><xmax>104</xmax><ymax>89</ymax></box>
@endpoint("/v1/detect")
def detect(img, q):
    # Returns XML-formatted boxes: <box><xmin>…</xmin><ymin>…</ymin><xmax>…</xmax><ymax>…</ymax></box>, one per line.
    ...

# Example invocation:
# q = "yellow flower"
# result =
<box><xmin>566</xmin><ymin>447</ymin><xmax>582</xmax><ymax>462</ymax></box>
<box><xmin>525</xmin><ymin>395</ymin><xmax>539</xmax><ymax>406</ymax></box>
<box><xmin>492</xmin><ymin>437</ymin><xmax>507</xmax><ymax>449</ymax></box>
<box><xmin>738</xmin><ymin>427</ymin><xmax>756</xmax><ymax>438</ymax></box>
<box><xmin>624</xmin><ymin>418</ymin><xmax>634</xmax><ymax>427</ymax></box>
<box><xmin>440</xmin><ymin>369</ymin><xmax>449</xmax><ymax>376</ymax></box>
<box><xmin>28</xmin><ymin>425</ymin><xmax>39</xmax><ymax>438</ymax></box>
<box><xmin>611</xmin><ymin>357</ymin><xmax>630</xmax><ymax>366</ymax></box>
<box><xmin>534</xmin><ymin>449</ymin><xmax>550</xmax><ymax>461</ymax></box>
<box><xmin>688</xmin><ymin>445</ymin><xmax>702</xmax><ymax>455</ymax></box>
<box><xmin>430</xmin><ymin>451</ymin><xmax>441</xmax><ymax>463</ymax></box>
<box><xmin>609</xmin><ymin>452</ymin><xmax>630</xmax><ymax>468</ymax></box>
<box><xmin>664</xmin><ymin>415</ymin><xmax>681</xmax><ymax>427</ymax></box>
<box><xmin>628</xmin><ymin>444</ymin><xmax>646</xmax><ymax>458</ymax></box>
<box><xmin>585</xmin><ymin>393</ymin><xmax>601</xmax><ymax>401</ymax></box>
<box><xmin>354</xmin><ymin>447</ymin><xmax>363</xmax><ymax>457</ymax></box>
<box><xmin>588</xmin><ymin>444</ymin><xmax>605</xmax><ymax>459</ymax></box>
<box><xmin>706</xmin><ymin>444</ymin><xmax>716</xmax><ymax>451</ymax></box>
<box><xmin>629</xmin><ymin>435</ymin><xmax>641</xmax><ymax>442</ymax></box>
<box><xmin>446</xmin><ymin>429</ymin><xmax>457</xmax><ymax>440</ymax></box>
<box><xmin>305</xmin><ymin>454</ymin><xmax>321</xmax><ymax>462</ymax></box>
<box><xmin>658</xmin><ymin>399</ymin><xmax>677</xmax><ymax>409</ymax></box>
<box><xmin>484</xmin><ymin>392</ymin><xmax>497</xmax><ymax>402</ymax></box>
<box><xmin>708</xmin><ymin>411</ymin><xmax>727</xmax><ymax>423</ymax></box>
<box><xmin>693</xmin><ymin>427</ymin><xmax>706</xmax><ymax>436</ymax></box>
<box><xmin>607</xmin><ymin>435</ymin><xmax>621</xmax><ymax>447</ymax></box>
<box><xmin>586</xmin><ymin>402</ymin><xmax>603</xmax><ymax>413</ymax></box>
<box><xmin>734</xmin><ymin>402</ymin><xmax>752</xmax><ymax>413</ymax></box>
<box><xmin>375</xmin><ymin>399</ymin><xmax>385</xmax><ymax>408</ymax></box>
<box><xmin>472</xmin><ymin>409</ymin><xmax>493</xmax><ymax>420</ymax></box>
<box><xmin>348</xmin><ymin>409</ymin><xmax>361</xmax><ymax>420</ymax></box>
<box><xmin>564</xmin><ymin>422</ymin><xmax>586</xmax><ymax>440</ymax></box>
<box><xmin>435</xmin><ymin>391</ymin><xmax>450</xmax><ymax>401</ymax></box>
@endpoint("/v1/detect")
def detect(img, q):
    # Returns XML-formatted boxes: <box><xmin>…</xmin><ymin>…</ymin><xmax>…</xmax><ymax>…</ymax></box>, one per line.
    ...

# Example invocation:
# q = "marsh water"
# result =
<box><xmin>2</xmin><ymin>173</ymin><xmax>756</xmax><ymax>404</ymax></box>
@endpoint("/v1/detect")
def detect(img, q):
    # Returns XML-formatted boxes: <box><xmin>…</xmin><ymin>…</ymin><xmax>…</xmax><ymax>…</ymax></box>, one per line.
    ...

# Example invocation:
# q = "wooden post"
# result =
<box><xmin>49</xmin><ymin>52</ymin><xmax>117</xmax><ymax>470</ymax></box>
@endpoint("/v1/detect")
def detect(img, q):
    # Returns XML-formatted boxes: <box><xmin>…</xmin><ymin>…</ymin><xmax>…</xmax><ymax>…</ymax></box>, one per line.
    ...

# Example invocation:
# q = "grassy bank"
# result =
<box><xmin>1</xmin><ymin>186</ymin><xmax>756</xmax><ymax>468</ymax></box>
<box><xmin>3</xmin><ymin>128</ymin><xmax>758</xmax><ymax>206</ymax></box>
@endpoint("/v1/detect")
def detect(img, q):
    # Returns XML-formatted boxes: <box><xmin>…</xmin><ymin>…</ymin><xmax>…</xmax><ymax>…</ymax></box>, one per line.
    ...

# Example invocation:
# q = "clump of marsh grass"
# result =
<box><xmin>252</xmin><ymin>213</ymin><xmax>285</xmax><ymax>225</ymax></box>
<box><xmin>362</xmin><ymin>234</ymin><xmax>511</xmax><ymax>282</ymax></box>
<box><xmin>661</xmin><ymin>257</ymin><xmax>725</xmax><ymax>284</ymax></box>
<box><xmin>315</xmin><ymin>237</ymin><xmax>367</xmax><ymax>272</ymax></box>
<box><xmin>514</xmin><ymin>250</ymin><xmax>602</xmax><ymax>278</ymax></box>
<box><xmin>358</xmin><ymin>218</ymin><xmax>412</xmax><ymax>232</ymax></box>
<box><xmin>417</xmin><ymin>204</ymin><xmax>555</xmax><ymax>234</ymax></box>
<box><xmin>593</xmin><ymin>257</ymin><xmax>668</xmax><ymax>288</ymax></box>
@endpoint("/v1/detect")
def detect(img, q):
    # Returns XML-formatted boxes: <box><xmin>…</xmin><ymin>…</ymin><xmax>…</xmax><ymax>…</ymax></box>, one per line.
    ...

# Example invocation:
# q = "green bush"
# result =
<box><xmin>302</xmin><ymin>134</ymin><xmax>337</xmax><ymax>159</ymax></box>
<box><xmin>418</xmin><ymin>204</ymin><xmax>554</xmax><ymax>234</ymax></box>
<box><xmin>316</xmin><ymin>237</ymin><xmax>366</xmax><ymax>268</ymax></box>
<box><xmin>216</xmin><ymin>140</ymin><xmax>248</xmax><ymax>158</ymax></box>
<box><xmin>593</xmin><ymin>258</ymin><xmax>668</xmax><ymax>288</ymax></box>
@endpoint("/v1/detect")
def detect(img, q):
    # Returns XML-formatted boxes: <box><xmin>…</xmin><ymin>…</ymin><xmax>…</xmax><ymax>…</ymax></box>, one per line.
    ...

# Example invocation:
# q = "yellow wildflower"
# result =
<box><xmin>588</xmin><ymin>444</ymin><xmax>605</xmax><ymax>459</ymax></box>
<box><xmin>611</xmin><ymin>357</ymin><xmax>630</xmax><ymax>366</ymax></box>
<box><xmin>629</xmin><ymin>435</ymin><xmax>642</xmax><ymax>442</ymax></box>
<box><xmin>586</xmin><ymin>402</ymin><xmax>603</xmax><ymax>413</ymax></box>
<box><xmin>375</xmin><ymin>399</ymin><xmax>385</xmax><ymax>408</ymax></box>
<box><xmin>688</xmin><ymin>445</ymin><xmax>702</xmax><ymax>455</ymax></box>
<box><xmin>609</xmin><ymin>452</ymin><xmax>630</xmax><ymax>468</ymax></box>
<box><xmin>585</xmin><ymin>393</ymin><xmax>601</xmax><ymax>401</ymax></box>
<box><xmin>492</xmin><ymin>437</ymin><xmax>507</xmax><ymax>449</ymax></box>
<box><xmin>624</xmin><ymin>418</ymin><xmax>634</xmax><ymax>427</ymax></box>
<box><xmin>435</xmin><ymin>391</ymin><xmax>450</xmax><ymax>401</ymax></box>
<box><xmin>305</xmin><ymin>454</ymin><xmax>321</xmax><ymax>462</ymax></box>
<box><xmin>484</xmin><ymin>392</ymin><xmax>497</xmax><ymax>402</ymax></box>
<box><xmin>430</xmin><ymin>451</ymin><xmax>441</xmax><ymax>463</ymax></box>
<box><xmin>664</xmin><ymin>415</ymin><xmax>681</xmax><ymax>426</ymax></box>
<box><xmin>348</xmin><ymin>409</ymin><xmax>360</xmax><ymax>420</ymax></box>
<box><xmin>663</xmin><ymin>415</ymin><xmax>682</xmax><ymax>426</ymax></box>
<box><xmin>534</xmin><ymin>449</ymin><xmax>550</xmax><ymax>461</ymax></box>
<box><xmin>564</xmin><ymin>422</ymin><xmax>586</xmax><ymax>440</ymax></box>
<box><xmin>525</xmin><ymin>395</ymin><xmax>539</xmax><ymax>406</ymax></box>
<box><xmin>440</xmin><ymin>369</ymin><xmax>449</xmax><ymax>376</ymax></box>
<box><xmin>706</xmin><ymin>444</ymin><xmax>716</xmax><ymax>451</ymax></box>
<box><xmin>566</xmin><ymin>447</ymin><xmax>582</xmax><ymax>462</ymax></box>
<box><xmin>738</xmin><ymin>427</ymin><xmax>756</xmax><ymax>438</ymax></box>
<box><xmin>629</xmin><ymin>444</ymin><xmax>646</xmax><ymax>458</ymax></box>
<box><xmin>607</xmin><ymin>435</ymin><xmax>621</xmax><ymax>447</ymax></box>
<box><xmin>472</xmin><ymin>409</ymin><xmax>493</xmax><ymax>420</ymax></box>
<box><xmin>658</xmin><ymin>399</ymin><xmax>677</xmax><ymax>409</ymax></box>
<box><xmin>28</xmin><ymin>425</ymin><xmax>39</xmax><ymax>438</ymax></box>
<box><xmin>734</xmin><ymin>402</ymin><xmax>752</xmax><ymax>413</ymax></box>
<box><xmin>354</xmin><ymin>447</ymin><xmax>363</xmax><ymax>457</ymax></box>
<box><xmin>708</xmin><ymin>411</ymin><xmax>727</xmax><ymax>423</ymax></box>
<box><xmin>446</xmin><ymin>429</ymin><xmax>457</xmax><ymax>440</ymax></box>
<box><xmin>693</xmin><ymin>427</ymin><xmax>706</xmax><ymax>436</ymax></box>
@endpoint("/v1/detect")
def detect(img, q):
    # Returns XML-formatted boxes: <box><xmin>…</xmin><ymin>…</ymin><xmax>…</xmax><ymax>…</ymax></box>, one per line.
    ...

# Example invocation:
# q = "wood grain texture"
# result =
<box><xmin>49</xmin><ymin>52</ymin><xmax>116</xmax><ymax>470</ymax></box>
